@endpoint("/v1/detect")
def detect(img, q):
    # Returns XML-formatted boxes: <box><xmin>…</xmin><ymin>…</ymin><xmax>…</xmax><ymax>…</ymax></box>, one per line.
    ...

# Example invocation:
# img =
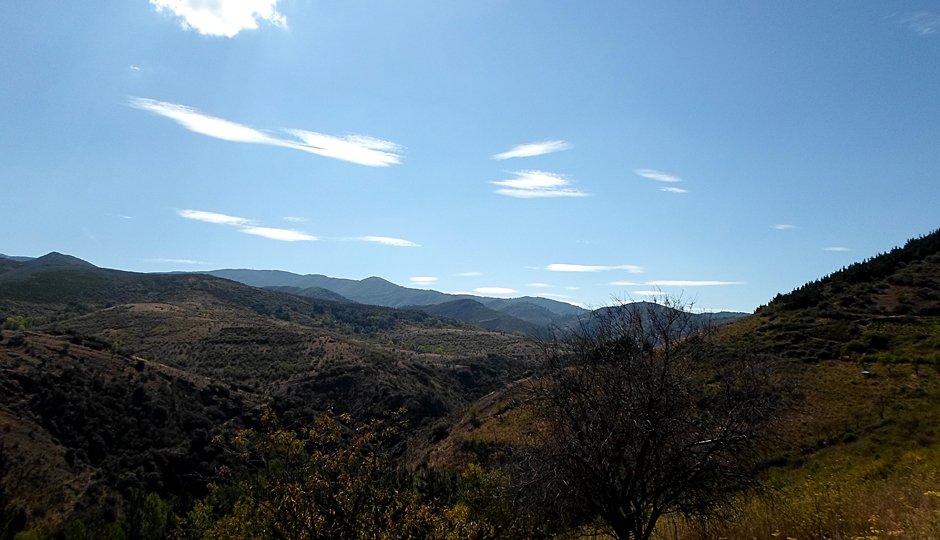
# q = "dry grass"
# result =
<box><xmin>658</xmin><ymin>450</ymin><xmax>940</xmax><ymax>539</ymax></box>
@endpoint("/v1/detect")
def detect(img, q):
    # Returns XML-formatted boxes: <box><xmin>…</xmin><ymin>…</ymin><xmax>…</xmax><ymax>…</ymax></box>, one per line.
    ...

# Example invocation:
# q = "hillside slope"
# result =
<box><xmin>723</xmin><ymin>229</ymin><xmax>940</xmax><ymax>362</ymax></box>
<box><xmin>0</xmin><ymin>329</ymin><xmax>251</xmax><ymax>529</ymax></box>
<box><xmin>693</xmin><ymin>229</ymin><xmax>940</xmax><ymax>537</ymax></box>
<box><xmin>420</xmin><ymin>229</ymin><xmax>940</xmax><ymax>538</ymax></box>
<box><xmin>0</xmin><ymin>253</ymin><xmax>540</xmax><ymax>533</ymax></box>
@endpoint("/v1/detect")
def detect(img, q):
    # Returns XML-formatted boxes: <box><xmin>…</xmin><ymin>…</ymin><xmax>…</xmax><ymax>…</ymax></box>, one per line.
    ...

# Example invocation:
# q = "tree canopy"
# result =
<box><xmin>521</xmin><ymin>299</ymin><xmax>779</xmax><ymax>540</ymax></box>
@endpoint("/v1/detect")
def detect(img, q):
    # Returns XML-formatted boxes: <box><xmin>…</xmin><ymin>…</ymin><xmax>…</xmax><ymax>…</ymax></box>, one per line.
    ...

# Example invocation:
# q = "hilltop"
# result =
<box><xmin>723</xmin><ymin>228</ymin><xmax>940</xmax><ymax>362</ymax></box>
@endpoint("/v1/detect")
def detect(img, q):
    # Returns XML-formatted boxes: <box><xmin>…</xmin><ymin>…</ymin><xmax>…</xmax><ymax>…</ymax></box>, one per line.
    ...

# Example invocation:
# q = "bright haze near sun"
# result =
<box><xmin>2</xmin><ymin>1</ymin><xmax>938</xmax><ymax>312</ymax></box>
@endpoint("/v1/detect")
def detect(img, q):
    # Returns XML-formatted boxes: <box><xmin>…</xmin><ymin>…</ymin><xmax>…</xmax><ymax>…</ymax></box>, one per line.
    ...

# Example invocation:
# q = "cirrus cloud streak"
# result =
<box><xmin>241</xmin><ymin>226</ymin><xmax>316</xmax><ymax>242</ymax></box>
<box><xmin>547</xmin><ymin>263</ymin><xmax>644</xmax><ymax>274</ymax></box>
<box><xmin>644</xmin><ymin>280</ymin><xmax>746</xmax><ymax>287</ymax></box>
<box><xmin>130</xmin><ymin>97</ymin><xmax>402</xmax><ymax>167</ymax></box>
<box><xmin>353</xmin><ymin>236</ymin><xmax>419</xmax><ymax>247</ymax></box>
<box><xmin>659</xmin><ymin>186</ymin><xmax>687</xmax><ymax>194</ymax></box>
<box><xmin>474</xmin><ymin>287</ymin><xmax>517</xmax><ymax>295</ymax></box>
<box><xmin>177</xmin><ymin>209</ymin><xmax>420</xmax><ymax>247</ymax></box>
<box><xmin>492</xmin><ymin>170</ymin><xmax>587</xmax><ymax>198</ymax></box>
<box><xmin>635</xmin><ymin>168</ymin><xmax>681</xmax><ymax>183</ymax></box>
<box><xmin>493</xmin><ymin>140</ymin><xmax>571</xmax><ymax>160</ymax></box>
<box><xmin>178</xmin><ymin>209</ymin><xmax>317</xmax><ymax>242</ymax></box>
<box><xmin>902</xmin><ymin>12</ymin><xmax>940</xmax><ymax>35</ymax></box>
<box><xmin>632</xmin><ymin>290</ymin><xmax>667</xmax><ymax>297</ymax></box>
<box><xmin>178</xmin><ymin>209</ymin><xmax>252</xmax><ymax>226</ymax></box>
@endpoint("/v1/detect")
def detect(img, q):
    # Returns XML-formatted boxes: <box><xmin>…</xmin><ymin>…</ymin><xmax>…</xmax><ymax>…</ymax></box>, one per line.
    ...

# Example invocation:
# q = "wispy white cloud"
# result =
<box><xmin>178</xmin><ymin>209</ymin><xmax>253</xmax><ymax>226</ymax></box>
<box><xmin>145</xmin><ymin>258</ymin><xmax>210</xmax><ymax>265</ymax></box>
<box><xmin>645</xmin><ymin>280</ymin><xmax>746</xmax><ymax>287</ymax></box>
<box><xmin>131</xmin><ymin>98</ymin><xmax>279</xmax><ymax>144</ymax></box>
<box><xmin>493</xmin><ymin>140</ymin><xmax>572</xmax><ymax>160</ymax></box>
<box><xmin>824</xmin><ymin>246</ymin><xmax>851</xmax><ymax>252</ymax></box>
<box><xmin>241</xmin><ymin>226</ymin><xmax>317</xmax><ymax>242</ymax></box>
<box><xmin>287</xmin><ymin>130</ymin><xmax>403</xmax><ymax>167</ymax></box>
<box><xmin>565</xmin><ymin>286</ymin><xmax>580</xmax><ymax>291</ymax></box>
<box><xmin>632</xmin><ymin>290</ymin><xmax>665</xmax><ymax>297</ymax></box>
<box><xmin>659</xmin><ymin>186</ymin><xmax>687</xmax><ymax>194</ymax></box>
<box><xmin>129</xmin><ymin>97</ymin><xmax>402</xmax><ymax>167</ymax></box>
<box><xmin>129</xmin><ymin>65</ymin><xmax>141</xmax><ymax>71</ymax></box>
<box><xmin>608</xmin><ymin>280</ymin><xmax>638</xmax><ymax>286</ymax></box>
<box><xmin>495</xmin><ymin>188</ymin><xmax>587</xmax><ymax>199</ymax></box>
<box><xmin>690</xmin><ymin>307</ymin><xmax>742</xmax><ymax>314</ymax></box>
<box><xmin>547</xmin><ymin>263</ymin><xmax>644</xmax><ymax>274</ymax></box>
<box><xmin>474</xmin><ymin>287</ymin><xmax>517</xmax><ymax>295</ymax></box>
<box><xmin>635</xmin><ymin>168</ymin><xmax>682</xmax><ymax>183</ymax></box>
<box><xmin>527</xmin><ymin>283</ymin><xmax>552</xmax><ymax>288</ymax></box>
<box><xmin>492</xmin><ymin>170</ymin><xmax>587</xmax><ymax>198</ymax></box>
<box><xmin>901</xmin><ymin>12</ymin><xmax>940</xmax><ymax>35</ymax></box>
<box><xmin>456</xmin><ymin>271</ymin><xmax>483</xmax><ymax>277</ymax></box>
<box><xmin>149</xmin><ymin>0</ymin><xmax>286</xmax><ymax>38</ymax></box>
<box><xmin>539</xmin><ymin>293</ymin><xmax>571</xmax><ymax>299</ymax></box>
<box><xmin>771</xmin><ymin>224</ymin><xmax>798</xmax><ymax>230</ymax></box>
<box><xmin>410</xmin><ymin>276</ymin><xmax>439</xmax><ymax>284</ymax></box>
<box><xmin>178</xmin><ymin>208</ymin><xmax>316</xmax><ymax>242</ymax></box>
<box><xmin>494</xmin><ymin>171</ymin><xmax>568</xmax><ymax>189</ymax></box>
<box><xmin>284</xmin><ymin>216</ymin><xmax>308</xmax><ymax>223</ymax></box>
<box><xmin>353</xmin><ymin>236</ymin><xmax>419</xmax><ymax>247</ymax></box>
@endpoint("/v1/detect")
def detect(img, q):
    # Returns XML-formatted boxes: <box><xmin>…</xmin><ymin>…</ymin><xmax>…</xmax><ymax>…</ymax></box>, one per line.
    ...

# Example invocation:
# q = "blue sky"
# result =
<box><xmin>2</xmin><ymin>1</ymin><xmax>938</xmax><ymax>312</ymax></box>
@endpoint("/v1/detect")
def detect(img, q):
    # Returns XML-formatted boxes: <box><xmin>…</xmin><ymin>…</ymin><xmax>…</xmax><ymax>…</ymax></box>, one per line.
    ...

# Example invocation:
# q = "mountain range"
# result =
<box><xmin>201</xmin><ymin>268</ymin><xmax>588</xmax><ymax>326</ymax></box>
<box><xmin>0</xmin><ymin>253</ymin><xmax>748</xmax><ymax>336</ymax></box>
<box><xmin>201</xmin><ymin>268</ymin><xmax>748</xmax><ymax>334</ymax></box>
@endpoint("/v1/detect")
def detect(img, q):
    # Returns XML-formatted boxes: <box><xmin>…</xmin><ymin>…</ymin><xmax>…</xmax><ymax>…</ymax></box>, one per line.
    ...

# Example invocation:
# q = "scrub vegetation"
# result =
<box><xmin>1</xmin><ymin>229</ymin><xmax>939</xmax><ymax>538</ymax></box>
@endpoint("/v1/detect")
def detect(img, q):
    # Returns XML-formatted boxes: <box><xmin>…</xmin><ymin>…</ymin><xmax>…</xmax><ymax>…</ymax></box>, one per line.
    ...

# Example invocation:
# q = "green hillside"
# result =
<box><xmin>729</xmin><ymin>229</ymin><xmax>940</xmax><ymax>362</ymax></box>
<box><xmin>686</xmin><ymin>229</ymin><xmax>940</xmax><ymax>538</ymax></box>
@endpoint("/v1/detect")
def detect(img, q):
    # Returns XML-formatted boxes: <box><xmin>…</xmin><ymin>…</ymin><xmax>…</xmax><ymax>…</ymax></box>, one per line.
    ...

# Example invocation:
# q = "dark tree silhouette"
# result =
<box><xmin>523</xmin><ymin>298</ymin><xmax>778</xmax><ymax>540</ymax></box>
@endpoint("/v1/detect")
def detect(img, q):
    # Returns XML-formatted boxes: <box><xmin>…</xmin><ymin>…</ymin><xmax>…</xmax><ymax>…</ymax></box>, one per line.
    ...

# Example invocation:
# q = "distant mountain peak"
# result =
<box><xmin>27</xmin><ymin>252</ymin><xmax>97</xmax><ymax>268</ymax></box>
<box><xmin>361</xmin><ymin>276</ymin><xmax>394</xmax><ymax>284</ymax></box>
<box><xmin>0</xmin><ymin>253</ymin><xmax>34</xmax><ymax>263</ymax></box>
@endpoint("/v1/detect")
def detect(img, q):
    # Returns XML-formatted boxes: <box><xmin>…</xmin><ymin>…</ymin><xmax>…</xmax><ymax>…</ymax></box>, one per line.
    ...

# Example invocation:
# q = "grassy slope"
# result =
<box><xmin>422</xmin><ymin>230</ymin><xmax>940</xmax><ymax>538</ymax></box>
<box><xmin>659</xmin><ymin>230</ymin><xmax>940</xmax><ymax>538</ymax></box>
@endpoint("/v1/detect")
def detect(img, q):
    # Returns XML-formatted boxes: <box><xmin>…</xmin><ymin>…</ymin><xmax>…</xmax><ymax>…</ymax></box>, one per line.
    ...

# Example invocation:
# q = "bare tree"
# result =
<box><xmin>521</xmin><ymin>298</ymin><xmax>778</xmax><ymax>540</ymax></box>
